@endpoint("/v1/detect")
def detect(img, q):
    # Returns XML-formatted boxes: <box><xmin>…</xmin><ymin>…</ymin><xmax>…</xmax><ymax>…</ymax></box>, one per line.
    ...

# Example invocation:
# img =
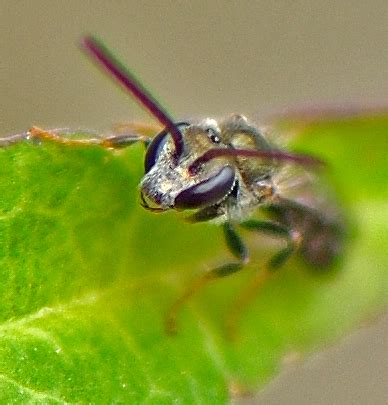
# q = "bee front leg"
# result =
<box><xmin>226</xmin><ymin>220</ymin><xmax>301</xmax><ymax>339</ymax></box>
<box><xmin>27</xmin><ymin>126</ymin><xmax>151</xmax><ymax>149</ymax></box>
<box><xmin>0</xmin><ymin>133</ymin><xmax>30</xmax><ymax>147</ymax></box>
<box><xmin>113</xmin><ymin>121</ymin><xmax>161</xmax><ymax>138</ymax></box>
<box><xmin>165</xmin><ymin>221</ymin><xmax>249</xmax><ymax>335</ymax></box>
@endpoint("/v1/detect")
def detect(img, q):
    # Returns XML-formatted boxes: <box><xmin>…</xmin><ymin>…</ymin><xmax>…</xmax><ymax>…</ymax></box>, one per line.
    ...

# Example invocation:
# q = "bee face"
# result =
<box><xmin>140</xmin><ymin>115</ymin><xmax>276</xmax><ymax>220</ymax></box>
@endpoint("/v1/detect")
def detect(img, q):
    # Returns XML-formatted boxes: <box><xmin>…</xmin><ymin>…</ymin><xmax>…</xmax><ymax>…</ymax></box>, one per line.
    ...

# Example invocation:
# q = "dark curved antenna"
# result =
<box><xmin>189</xmin><ymin>148</ymin><xmax>324</xmax><ymax>175</ymax></box>
<box><xmin>82</xmin><ymin>35</ymin><xmax>184</xmax><ymax>159</ymax></box>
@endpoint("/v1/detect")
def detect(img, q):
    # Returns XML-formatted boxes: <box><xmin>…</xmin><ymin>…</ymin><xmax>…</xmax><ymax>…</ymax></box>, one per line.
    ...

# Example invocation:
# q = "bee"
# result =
<box><xmin>20</xmin><ymin>37</ymin><xmax>345</xmax><ymax>335</ymax></box>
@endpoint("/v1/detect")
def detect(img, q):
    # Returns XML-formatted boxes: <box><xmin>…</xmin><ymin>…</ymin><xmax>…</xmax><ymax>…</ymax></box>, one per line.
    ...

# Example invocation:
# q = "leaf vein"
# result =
<box><xmin>0</xmin><ymin>373</ymin><xmax>65</xmax><ymax>403</ymax></box>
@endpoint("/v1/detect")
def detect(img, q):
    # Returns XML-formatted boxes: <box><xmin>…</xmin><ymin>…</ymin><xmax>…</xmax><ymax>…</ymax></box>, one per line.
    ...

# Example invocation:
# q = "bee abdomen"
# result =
<box><xmin>300</xmin><ymin>221</ymin><xmax>344</xmax><ymax>268</ymax></box>
<box><xmin>266</xmin><ymin>198</ymin><xmax>345</xmax><ymax>269</ymax></box>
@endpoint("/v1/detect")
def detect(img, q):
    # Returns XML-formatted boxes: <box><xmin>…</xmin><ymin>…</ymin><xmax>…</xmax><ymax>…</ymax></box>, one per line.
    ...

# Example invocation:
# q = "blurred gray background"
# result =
<box><xmin>1</xmin><ymin>2</ymin><xmax>387</xmax><ymax>404</ymax></box>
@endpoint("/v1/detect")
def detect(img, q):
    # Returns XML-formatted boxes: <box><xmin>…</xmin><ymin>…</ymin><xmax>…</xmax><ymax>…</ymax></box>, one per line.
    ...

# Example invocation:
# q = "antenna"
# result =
<box><xmin>189</xmin><ymin>148</ymin><xmax>324</xmax><ymax>175</ymax></box>
<box><xmin>82</xmin><ymin>36</ymin><xmax>184</xmax><ymax>159</ymax></box>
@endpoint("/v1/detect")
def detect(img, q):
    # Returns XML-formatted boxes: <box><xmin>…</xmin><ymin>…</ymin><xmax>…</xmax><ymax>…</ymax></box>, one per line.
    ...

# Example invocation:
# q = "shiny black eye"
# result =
<box><xmin>144</xmin><ymin>131</ymin><xmax>168</xmax><ymax>173</ymax></box>
<box><xmin>144</xmin><ymin>122</ymin><xmax>189</xmax><ymax>173</ymax></box>
<box><xmin>207</xmin><ymin>128</ymin><xmax>221</xmax><ymax>144</ymax></box>
<box><xmin>174</xmin><ymin>166</ymin><xmax>235</xmax><ymax>209</ymax></box>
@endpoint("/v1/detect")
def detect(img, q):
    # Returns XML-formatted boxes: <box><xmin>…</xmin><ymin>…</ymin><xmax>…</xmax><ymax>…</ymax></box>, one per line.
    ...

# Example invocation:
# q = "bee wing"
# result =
<box><xmin>273</xmin><ymin>163</ymin><xmax>342</xmax><ymax>223</ymax></box>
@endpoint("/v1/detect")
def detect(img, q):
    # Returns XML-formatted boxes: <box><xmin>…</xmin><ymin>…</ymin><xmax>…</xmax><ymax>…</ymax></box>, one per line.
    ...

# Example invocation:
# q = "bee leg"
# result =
<box><xmin>0</xmin><ymin>132</ymin><xmax>30</xmax><ymax>147</ymax></box>
<box><xmin>226</xmin><ymin>220</ymin><xmax>300</xmax><ymax>339</ymax></box>
<box><xmin>241</xmin><ymin>220</ymin><xmax>300</xmax><ymax>269</ymax></box>
<box><xmin>107</xmin><ymin>121</ymin><xmax>163</xmax><ymax>148</ymax></box>
<box><xmin>27</xmin><ymin>126</ymin><xmax>151</xmax><ymax>149</ymax></box>
<box><xmin>165</xmin><ymin>221</ymin><xmax>249</xmax><ymax>335</ymax></box>
<box><xmin>101</xmin><ymin>133</ymin><xmax>151</xmax><ymax>149</ymax></box>
<box><xmin>185</xmin><ymin>205</ymin><xmax>224</xmax><ymax>223</ymax></box>
<box><xmin>113</xmin><ymin>121</ymin><xmax>161</xmax><ymax>138</ymax></box>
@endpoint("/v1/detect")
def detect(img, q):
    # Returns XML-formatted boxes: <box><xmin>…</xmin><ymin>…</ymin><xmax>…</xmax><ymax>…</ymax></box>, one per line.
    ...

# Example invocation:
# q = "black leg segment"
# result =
<box><xmin>240</xmin><ymin>219</ymin><xmax>299</xmax><ymax>270</ymax></box>
<box><xmin>223</xmin><ymin>222</ymin><xmax>249</xmax><ymax>263</ymax></box>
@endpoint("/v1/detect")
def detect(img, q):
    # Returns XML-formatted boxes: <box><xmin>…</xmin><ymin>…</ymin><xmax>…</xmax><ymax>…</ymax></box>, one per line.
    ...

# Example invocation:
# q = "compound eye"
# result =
<box><xmin>174</xmin><ymin>166</ymin><xmax>235</xmax><ymax>209</ymax></box>
<box><xmin>144</xmin><ymin>131</ymin><xmax>168</xmax><ymax>173</ymax></box>
<box><xmin>144</xmin><ymin>122</ymin><xmax>190</xmax><ymax>173</ymax></box>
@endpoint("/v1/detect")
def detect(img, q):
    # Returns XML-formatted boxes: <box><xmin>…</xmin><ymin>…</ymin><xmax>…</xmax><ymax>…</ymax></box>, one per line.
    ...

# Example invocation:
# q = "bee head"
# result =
<box><xmin>140</xmin><ymin>119</ymin><xmax>236</xmax><ymax>212</ymax></box>
<box><xmin>81</xmin><ymin>38</ymin><xmax>324</xmax><ymax>214</ymax></box>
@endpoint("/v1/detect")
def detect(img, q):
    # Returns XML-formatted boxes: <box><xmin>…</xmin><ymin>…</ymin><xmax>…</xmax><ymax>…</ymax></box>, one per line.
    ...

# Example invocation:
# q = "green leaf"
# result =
<box><xmin>0</xmin><ymin>113</ymin><xmax>387</xmax><ymax>403</ymax></box>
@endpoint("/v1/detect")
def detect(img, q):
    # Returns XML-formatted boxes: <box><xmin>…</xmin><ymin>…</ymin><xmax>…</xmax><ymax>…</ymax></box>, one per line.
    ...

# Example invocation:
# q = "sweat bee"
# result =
<box><xmin>21</xmin><ymin>37</ymin><xmax>346</xmax><ymax>335</ymax></box>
